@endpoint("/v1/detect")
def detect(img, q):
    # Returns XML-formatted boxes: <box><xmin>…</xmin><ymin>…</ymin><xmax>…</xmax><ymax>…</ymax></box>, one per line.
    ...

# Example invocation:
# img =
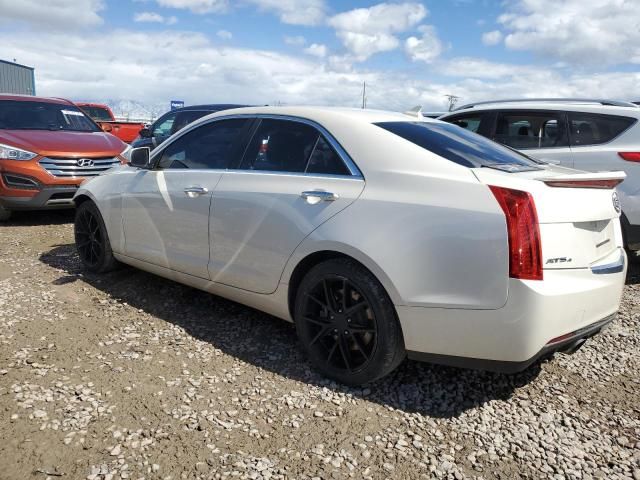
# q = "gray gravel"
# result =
<box><xmin>0</xmin><ymin>210</ymin><xmax>638</xmax><ymax>480</ymax></box>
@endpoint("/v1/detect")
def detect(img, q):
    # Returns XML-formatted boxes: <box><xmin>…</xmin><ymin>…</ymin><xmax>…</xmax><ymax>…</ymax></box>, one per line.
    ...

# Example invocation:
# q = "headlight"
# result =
<box><xmin>120</xmin><ymin>144</ymin><xmax>133</xmax><ymax>162</ymax></box>
<box><xmin>0</xmin><ymin>143</ymin><xmax>38</xmax><ymax>161</ymax></box>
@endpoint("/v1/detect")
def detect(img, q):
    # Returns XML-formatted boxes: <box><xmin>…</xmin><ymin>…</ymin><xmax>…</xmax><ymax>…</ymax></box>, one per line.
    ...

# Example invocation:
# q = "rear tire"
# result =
<box><xmin>0</xmin><ymin>204</ymin><xmax>11</xmax><ymax>221</ymax></box>
<box><xmin>74</xmin><ymin>201</ymin><xmax>118</xmax><ymax>273</ymax></box>
<box><xmin>294</xmin><ymin>258</ymin><xmax>405</xmax><ymax>385</ymax></box>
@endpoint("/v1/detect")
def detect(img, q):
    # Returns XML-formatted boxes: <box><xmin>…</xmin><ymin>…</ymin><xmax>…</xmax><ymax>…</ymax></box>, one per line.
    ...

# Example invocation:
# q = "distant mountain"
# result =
<box><xmin>76</xmin><ymin>99</ymin><xmax>171</xmax><ymax>123</ymax></box>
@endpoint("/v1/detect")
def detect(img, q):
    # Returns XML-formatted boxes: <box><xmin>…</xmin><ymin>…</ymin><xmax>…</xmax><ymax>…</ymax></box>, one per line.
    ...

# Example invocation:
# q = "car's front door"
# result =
<box><xmin>122</xmin><ymin>118</ymin><xmax>251</xmax><ymax>278</ymax></box>
<box><xmin>209</xmin><ymin>117</ymin><xmax>365</xmax><ymax>294</ymax></box>
<box><xmin>490</xmin><ymin>110</ymin><xmax>573</xmax><ymax>166</ymax></box>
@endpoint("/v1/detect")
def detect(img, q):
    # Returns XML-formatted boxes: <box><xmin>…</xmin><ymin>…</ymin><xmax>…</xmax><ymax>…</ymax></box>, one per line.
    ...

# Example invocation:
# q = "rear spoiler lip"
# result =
<box><xmin>541</xmin><ymin>171</ymin><xmax>626</xmax><ymax>189</ymax></box>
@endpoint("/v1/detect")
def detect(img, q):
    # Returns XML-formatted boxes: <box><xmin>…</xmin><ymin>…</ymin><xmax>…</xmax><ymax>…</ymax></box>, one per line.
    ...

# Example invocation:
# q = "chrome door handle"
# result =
<box><xmin>184</xmin><ymin>186</ymin><xmax>209</xmax><ymax>198</ymax></box>
<box><xmin>301</xmin><ymin>191</ymin><xmax>339</xmax><ymax>204</ymax></box>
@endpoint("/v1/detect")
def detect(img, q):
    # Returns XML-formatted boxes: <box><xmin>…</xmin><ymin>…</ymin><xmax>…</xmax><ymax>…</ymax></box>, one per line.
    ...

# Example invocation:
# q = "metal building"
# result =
<box><xmin>0</xmin><ymin>59</ymin><xmax>36</xmax><ymax>95</ymax></box>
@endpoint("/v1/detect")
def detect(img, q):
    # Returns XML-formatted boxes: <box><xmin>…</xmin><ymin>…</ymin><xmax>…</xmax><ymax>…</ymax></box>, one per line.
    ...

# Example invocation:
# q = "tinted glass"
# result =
<box><xmin>158</xmin><ymin>119</ymin><xmax>247</xmax><ymax>169</ymax></box>
<box><xmin>306</xmin><ymin>136</ymin><xmax>350</xmax><ymax>175</ymax></box>
<box><xmin>568</xmin><ymin>112</ymin><xmax>636</xmax><ymax>146</ymax></box>
<box><xmin>79</xmin><ymin>106</ymin><xmax>113</xmax><ymax>122</ymax></box>
<box><xmin>494</xmin><ymin>111</ymin><xmax>568</xmax><ymax>149</ymax></box>
<box><xmin>375</xmin><ymin>121</ymin><xmax>541</xmax><ymax>170</ymax></box>
<box><xmin>0</xmin><ymin>100</ymin><xmax>99</xmax><ymax>132</ymax></box>
<box><xmin>241</xmin><ymin>119</ymin><xmax>318</xmax><ymax>173</ymax></box>
<box><xmin>446</xmin><ymin>115</ymin><xmax>482</xmax><ymax>133</ymax></box>
<box><xmin>152</xmin><ymin>113</ymin><xmax>175</xmax><ymax>138</ymax></box>
<box><xmin>171</xmin><ymin>111</ymin><xmax>209</xmax><ymax>135</ymax></box>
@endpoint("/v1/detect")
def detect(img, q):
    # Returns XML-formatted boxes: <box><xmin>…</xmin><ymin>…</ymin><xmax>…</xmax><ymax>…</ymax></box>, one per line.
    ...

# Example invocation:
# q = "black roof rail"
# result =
<box><xmin>454</xmin><ymin>98</ymin><xmax>640</xmax><ymax>111</ymax></box>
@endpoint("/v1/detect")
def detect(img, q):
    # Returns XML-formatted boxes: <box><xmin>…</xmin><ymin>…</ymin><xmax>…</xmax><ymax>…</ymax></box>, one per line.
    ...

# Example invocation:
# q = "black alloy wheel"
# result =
<box><xmin>295</xmin><ymin>258</ymin><xmax>405</xmax><ymax>385</ymax></box>
<box><xmin>74</xmin><ymin>201</ymin><xmax>117</xmax><ymax>273</ymax></box>
<box><xmin>302</xmin><ymin>275</ymin><xmax>378</xmax><ymax>373</ymax></box>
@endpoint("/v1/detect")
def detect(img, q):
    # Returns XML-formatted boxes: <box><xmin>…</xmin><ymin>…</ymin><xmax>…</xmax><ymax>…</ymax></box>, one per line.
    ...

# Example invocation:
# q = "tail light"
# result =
<box><xmin>619</xmin><ymin>152</ymin><xmax>640</xmax><ymax>162</ymax></box>
<box><xmin>489</xmin><ymin>185</ymin><xmax>543</xmax><ymax>281</ymax></box>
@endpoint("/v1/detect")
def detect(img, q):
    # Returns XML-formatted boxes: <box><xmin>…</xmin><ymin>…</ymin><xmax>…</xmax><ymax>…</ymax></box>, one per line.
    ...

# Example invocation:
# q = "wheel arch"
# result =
<box><xmin>285</xmin><ymin>245</ymin><xmax>404</xmax><ymax>321</ymax></box>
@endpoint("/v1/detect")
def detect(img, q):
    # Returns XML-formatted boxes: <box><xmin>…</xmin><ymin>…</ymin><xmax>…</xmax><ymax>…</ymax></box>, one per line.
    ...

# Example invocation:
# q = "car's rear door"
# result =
<box><xmin>490</xmin><ymin>110</ymin><xmax>573</xmax><ymax>166</ymax></box>
<box><xmin>122</xmin><ymin>118</ymin><xmax>252</xmax><ymax>278</ymax></box>
<box><xmin>209</xmin><ymin>116</ymin><xmax>365</xmax><ymax>294</ymax></box>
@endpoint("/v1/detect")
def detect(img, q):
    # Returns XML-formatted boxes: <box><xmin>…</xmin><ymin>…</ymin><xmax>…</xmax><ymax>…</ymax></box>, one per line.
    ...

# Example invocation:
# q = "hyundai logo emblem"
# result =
<box><xmin>76</xmin><ymin>158</ymin><xmax>94</xmax><ymax>167</ymax></box>
<box><xmin>612</xmin><ymin>191</ymin><xmax>621</xmax><ymax>214</ymax></box>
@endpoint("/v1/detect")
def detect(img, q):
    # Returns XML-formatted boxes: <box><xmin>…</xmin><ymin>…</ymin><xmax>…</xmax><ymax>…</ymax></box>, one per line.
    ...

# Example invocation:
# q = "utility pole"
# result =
<box><xmin>445</xmin><ymin>94</ymin><xmax>460</xmax><ymax>111</ymax></box>
<box><xmin>361</xmin><ymin>82</ymin><xmax>367</xmax><ymax>109</ymax></box>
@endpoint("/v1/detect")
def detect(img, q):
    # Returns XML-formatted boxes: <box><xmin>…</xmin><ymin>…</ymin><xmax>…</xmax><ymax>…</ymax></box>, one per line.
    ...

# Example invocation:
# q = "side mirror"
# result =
<box><xmin>129</xmin><ymin>147</ymin><xmax>151</xmax><ymax>168</ymax></box>
<box><xmin>139</xmin><ymin>127</ymin><xmax>152</xmax><ymax>138</ymax></box>
<box><xmin>101</xmin><ymin>123</ymin><xmax>113</xmax><ymax>132</ymax></box>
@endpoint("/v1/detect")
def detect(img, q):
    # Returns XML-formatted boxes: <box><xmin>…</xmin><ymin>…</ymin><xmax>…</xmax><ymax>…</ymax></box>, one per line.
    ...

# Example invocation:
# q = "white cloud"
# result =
<box><xmin>304</xmin><ymin>43</ymin><xmax>327</xmax><ymax>58</ymax></box>
<box><xmin>217</xmin><ymin>29</ymin><xmax>232</xmax><ymax>40</ymax></box>
<box><xmin>244</xmin><ymin>0</ymin><xmax>326</xmax><ymax>26</ymax></box>
<box><xmin>497</xmin><ymin>0</ymin><xmax>640</xmax><ymax>65</ymax></box>
<box><xmin>284</xmin><ymin>35</ymin><xmax>306</xmax><ymax>46</ymax></box>
<box><xmin>0</xmin><ymin>28</ymin><xmax>638</xmax><ymax>115</ymax></box>
<box><xmin>0</xmin><ymin>0</ymin><xmax>104</xmax><ymax>28</ymax></box>
<box><xmin>134</xmin><ymin>11</ymin><xmax>178</xmax><ymax>25</ymax></box>
<box><xmin>405</xmin><ymin>25</ymin><xmax>443</xmax><ymax>64</ymax></box>
<box><xmin>156</xmin><ymin>0</ymin><xmax>227</xmax><ymax>14</ymax></box>
<box><xmin>481</xmin><ymin>30</ymin><xmax>502</xmax><ymax>46</ymax></box>
<box><xmin>329</xmin><ymin>2</ymin><xmax>427</xmax><ymax>61</ymax></box>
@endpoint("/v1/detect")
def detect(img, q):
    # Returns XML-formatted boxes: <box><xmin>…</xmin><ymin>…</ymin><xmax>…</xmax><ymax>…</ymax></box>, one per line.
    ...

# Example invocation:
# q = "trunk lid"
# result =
<box><xmin>473</xmin><ymin>165</ymin><xmax>625</xmax><ymax>270</ymax></box>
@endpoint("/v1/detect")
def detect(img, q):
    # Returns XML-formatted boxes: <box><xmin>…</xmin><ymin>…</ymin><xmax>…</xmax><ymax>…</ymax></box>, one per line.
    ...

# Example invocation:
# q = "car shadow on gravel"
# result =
<box><xmin>40</xmin><ymin>243</ymin><xmax>543</xmax><ymax>419</ymax></box>
<box><xmin>4</xmin><ymin>209</ymin><xmax>75</xmax><ymax>226</ymax></box>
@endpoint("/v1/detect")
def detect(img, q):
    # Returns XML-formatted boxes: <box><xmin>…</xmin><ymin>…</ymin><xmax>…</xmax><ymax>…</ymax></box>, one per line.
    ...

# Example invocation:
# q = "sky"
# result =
<box><xmin>0</xmin><ymin>0</ymin><xmax>639</xmax><ymax>114</ymax></box>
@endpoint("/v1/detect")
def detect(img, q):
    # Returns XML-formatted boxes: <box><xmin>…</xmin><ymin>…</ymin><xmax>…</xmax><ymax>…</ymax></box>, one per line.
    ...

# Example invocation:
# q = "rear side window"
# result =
<box><xmin>239</xmin><ymin>119</ymin><xmax>351</xmax><ymax>175</ymax></box>
<box><xmin>568</xmin><ymin>112</ymin><xmax>636</xmax><ymax>146</ymax></box>
<box><xmin>375</xmin><ymin>121</ymin><xmax>541</xmax><ymax>170</ymax></box>
<box><xmin>306</xmin><ymin>136</ymin><xmax>350</xmax><ymax>175</ymax></box>
<box><xmin>494</xmin><ymin>111</ymin><xmax>568</xmax><ymax>149</ymax></box>
<box><xmin>445</xmin><ymin>114</ymin><xmax>482</xmax><ymax>133</ymax></box>
<box><xmin>158</xmin><ymin>118</ymin><xmax>248</xmax><ymax>169</ymax></box>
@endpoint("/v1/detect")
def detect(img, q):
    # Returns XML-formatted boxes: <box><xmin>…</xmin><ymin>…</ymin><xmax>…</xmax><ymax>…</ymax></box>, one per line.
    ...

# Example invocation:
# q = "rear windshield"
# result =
<box><xmin>79</xmin><ymin>105</ymin><xmax>113</xmax><ymax>122</ymax></box>
<box><xmin>375</xmin><ymin>121</ymin><xmax>542</xmax><ymax>171</ymax></box>
<box><xmin>0</xmin><ymin>100</ymin><xmax>100</xmax><ymax>132</ymax></box>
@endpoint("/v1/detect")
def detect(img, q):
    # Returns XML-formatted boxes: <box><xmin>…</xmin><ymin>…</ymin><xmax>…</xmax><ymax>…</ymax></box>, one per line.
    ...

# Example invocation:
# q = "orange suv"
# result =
<box><xmin>0</xmin><ymin>94</ymin><xmax>128</xmax><ymax>221</ymax></box>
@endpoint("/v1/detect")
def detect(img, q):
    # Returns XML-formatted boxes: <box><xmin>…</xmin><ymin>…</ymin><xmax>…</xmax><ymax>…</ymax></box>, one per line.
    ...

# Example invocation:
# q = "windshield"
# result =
<box><xmin>375</xmin><ymin>121</ymin><xmax>542</xmax><ymax>171</ymax></box>
<box><xmin>0</xmin><ymin>100</ymin><xmax>100</xmax><ymax>132</ymax></box>
<box><xmin>78</xmin><ymin>105</ymin><xmax>113</xmax><ymax>122</ymax></box>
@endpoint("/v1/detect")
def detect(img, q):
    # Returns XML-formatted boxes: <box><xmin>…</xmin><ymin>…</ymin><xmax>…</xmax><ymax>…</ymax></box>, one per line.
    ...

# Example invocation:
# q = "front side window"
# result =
<box><xmin>568</xmin><ymin>112</ymin><xmax>636</xmax><ymax>146</ymax></box>
<box><xmin>494</xmin><ymin>111</ymin><xmax>568</xmax><ymax>149</ymax></box>
<box><xmin>0</xmin><ymin>100</ymin><xmax>99</xmax><ymax>132</ymax></box>
<box><xmin>445</xmin><ymin>114</ymin><xmax>482</xmax><ymax>133</ymax></box>
<box><xmin>157</xmin><ymin>119</ymin><xmax>248</xmax><ymax>170</ymax></box>
<box><xmin>375</xmin><ymin>121</ymin><xmax>542</xmax><ymax>170</ymax></box>
<box><xmin>152</xmin><ymin>113</ymin><xmax>176</xmax><ymax>138</ymax></box>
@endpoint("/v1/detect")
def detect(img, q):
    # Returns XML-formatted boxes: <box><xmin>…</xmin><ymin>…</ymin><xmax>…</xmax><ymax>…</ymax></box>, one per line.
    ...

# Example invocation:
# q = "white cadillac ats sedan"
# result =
<box><xmin>73</xmin><ymin>106</ymin><xmax>627</xmax><ymax>385</ymax></box>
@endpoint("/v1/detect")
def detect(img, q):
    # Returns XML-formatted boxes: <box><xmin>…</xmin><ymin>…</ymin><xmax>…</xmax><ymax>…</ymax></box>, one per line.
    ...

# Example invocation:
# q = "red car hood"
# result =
<box><xmin>0</xmin><ymin>129</ymin><xmax>126</xmax><ymax>157</ymax></box>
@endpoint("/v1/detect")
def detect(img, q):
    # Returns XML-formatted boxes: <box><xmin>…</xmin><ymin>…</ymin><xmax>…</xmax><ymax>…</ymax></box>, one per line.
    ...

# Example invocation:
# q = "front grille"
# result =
<box><xmin>39</xmin><ymin>157</ymin><xmax>121</xmax><ymax>178</ymax></box>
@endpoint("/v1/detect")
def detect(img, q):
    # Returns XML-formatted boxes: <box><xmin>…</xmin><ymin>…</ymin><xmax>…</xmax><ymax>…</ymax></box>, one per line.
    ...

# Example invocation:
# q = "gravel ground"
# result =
<box><xmin>0</xmin><ymin>210</ymin><xmax>639</xmax><ymax>480</ymax></box>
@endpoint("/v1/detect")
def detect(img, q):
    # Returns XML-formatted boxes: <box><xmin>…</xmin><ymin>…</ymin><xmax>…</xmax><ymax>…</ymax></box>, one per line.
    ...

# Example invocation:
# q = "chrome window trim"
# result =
<box><xmin>150</xmin><ymin>113</ymin><xmax>364</xmax><ymax>179</ymax></box>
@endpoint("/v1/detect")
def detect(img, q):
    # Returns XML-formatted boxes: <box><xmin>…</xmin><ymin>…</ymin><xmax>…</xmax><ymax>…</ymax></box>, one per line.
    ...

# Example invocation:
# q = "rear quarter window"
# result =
<box><xmin>568</xmin><ymin>112</ymin><xmax>637</xmax><ymax>146</ymax></box>
<box><xmin>375</xmin><ymin>121</ymin><xmax>541</xmax><ymax>170</ymax></box>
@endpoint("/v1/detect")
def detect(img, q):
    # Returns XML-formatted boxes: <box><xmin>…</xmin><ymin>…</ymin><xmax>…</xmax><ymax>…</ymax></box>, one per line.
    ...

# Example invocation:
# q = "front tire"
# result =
<box><xmin>294</xmin><ymin>258</ymin><xmax>405</xmax><ymax>385</ymax></box>
<box><xmin>74</xmin><ymin>201</ymin><xmax>118</xmax><ymax>273</ymax></box>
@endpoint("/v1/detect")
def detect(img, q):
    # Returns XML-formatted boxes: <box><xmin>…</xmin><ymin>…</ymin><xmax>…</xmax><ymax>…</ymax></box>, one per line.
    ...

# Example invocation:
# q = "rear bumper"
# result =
<box><xmin>398</xmin><ymin>248</ymin><xmax>626</xmax><ymax>371</ymax></box>
<box><xmin>0</xmin><ymin>186</ymin><xmax>78</xmax><ymax>210</ymax></box>
<box><xmin>407</xmin><ymin>314</ymin><xmax>615</xmax><ymax>373</ymax></box>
